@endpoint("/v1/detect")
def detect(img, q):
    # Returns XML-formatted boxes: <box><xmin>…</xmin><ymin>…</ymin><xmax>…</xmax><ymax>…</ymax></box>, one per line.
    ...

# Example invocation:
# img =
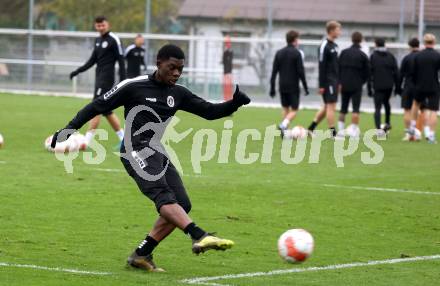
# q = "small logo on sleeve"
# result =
<box><xmin>103</xmin><ymin>86</ymin><xmax>118</xmax><ymax>100</ymax></box>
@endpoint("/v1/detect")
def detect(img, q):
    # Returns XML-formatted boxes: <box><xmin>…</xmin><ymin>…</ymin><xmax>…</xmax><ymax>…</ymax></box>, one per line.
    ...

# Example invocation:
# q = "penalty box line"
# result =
<box><xmin>0</xmin><ymin>261</ymin><xmax>112</xmax><ymax>276</ymax></box>
<box><xmin>181</xmin><ymin>254</ymin><xmax>440</xmax><ymax>285</ymax></box>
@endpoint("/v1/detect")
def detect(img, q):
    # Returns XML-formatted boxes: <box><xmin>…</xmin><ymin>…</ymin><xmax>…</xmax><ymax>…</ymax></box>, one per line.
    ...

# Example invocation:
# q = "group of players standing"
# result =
<box><xmin>270</xmin><ymin>20</ymin><xmax>440</xmax><ymax>143</ymax></box>
<box><xmin>69</xmin><ymin>16</ymin><xmax>147</xmax><ymax>149</ymax></box>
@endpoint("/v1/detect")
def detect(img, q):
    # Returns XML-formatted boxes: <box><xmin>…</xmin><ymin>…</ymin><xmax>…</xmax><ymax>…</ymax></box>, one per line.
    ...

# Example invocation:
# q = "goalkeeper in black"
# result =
<box><xmin>69</xmin><ymin>16</ymin><xmax>126</xmax><ymax>148</ymax></box>
<box><xmin>51</xmin><ymin>44</ymin><xmax>250</xmax><ymax>272</ymax></box>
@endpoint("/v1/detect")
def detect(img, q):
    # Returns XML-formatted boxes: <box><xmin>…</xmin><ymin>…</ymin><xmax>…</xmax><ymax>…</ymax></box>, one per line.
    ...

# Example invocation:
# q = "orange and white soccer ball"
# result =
<box><xmin>0</xmin><ymin>133</ymin><xmax>4</xmax><ymax>148</ymax></box>
<box><xmin>278</xmin><ymin>229</ymin><xmax>314</xmax><ymax>263</ymax></box>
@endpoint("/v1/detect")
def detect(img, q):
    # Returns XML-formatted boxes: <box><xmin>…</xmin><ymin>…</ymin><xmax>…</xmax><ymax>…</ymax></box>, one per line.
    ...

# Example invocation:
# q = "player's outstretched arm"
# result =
<box><xmin>50</xmin><ymin>79</ymin><xmax>132</xmax><ymax>148</ymax></box>
<box><xmin>180</xmin><ymin>85</ymin><xmax>250</xmax><ymax>120</ymax></box>
<box><xmin>50</xmin><ymin>103</ymin><xmax>100</xmax><ymax>148</ymax></box>
<box><xmin>70</xmin><ymin>50</ymin><xmax>97</xmax><ymax>79</ymax></box>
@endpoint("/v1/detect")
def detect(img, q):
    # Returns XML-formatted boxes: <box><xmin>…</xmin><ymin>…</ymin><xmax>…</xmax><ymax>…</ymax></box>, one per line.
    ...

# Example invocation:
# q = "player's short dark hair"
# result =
<box><xmin>408</xmin><ymin>37</ymin><xmax>420</xmax><ymax>48</ymax></box>
<box><xmin>375</xmin><ymin>38</ymin><xmax>385</xmax><ymax>47</ymax></box>
<box><xmin>286</xmin><ymin>30</ymin><xmax>299</xmax><ymax>44</ymax></box>
<box><xmin>94</xmin><ymin>16</ymin><xmax>107</xmax><ymax>23</ymax></box>
<box><xmin>157</xmin><ymin>44</ymin><xmax>185</xmax><ymax>60</ymax></box>
<box><xmin>351</xmin><ymin>31</ymin><xmax>363</xmax><ymax>44</ymax></box>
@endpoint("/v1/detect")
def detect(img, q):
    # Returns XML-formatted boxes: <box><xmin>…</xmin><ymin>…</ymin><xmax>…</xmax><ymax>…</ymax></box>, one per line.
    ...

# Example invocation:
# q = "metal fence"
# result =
<box><xmin>0</xmin><ymin>28</ymin><xmax>433</xmax><ymax>108</ymax></box>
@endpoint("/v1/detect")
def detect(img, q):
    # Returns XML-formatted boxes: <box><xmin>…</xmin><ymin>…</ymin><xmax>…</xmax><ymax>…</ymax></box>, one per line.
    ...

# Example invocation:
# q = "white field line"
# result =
<box><xmin>181</xmin><ymin>254</ymin><xmax>440</xmax><ymax>285</ymax></box>
<box><xmin>0</xmin><ymin>261</ymin><xmax>112</xmax><ymax>276</ymax></box>
<box><xmin>322</xmin><ymin>184</ymin><xmax>440</xmax><ymax>196</ymax></box>
<box><xmin>93</xmin><ymin>168</ymin><xmax>125</xmax><ymax>173</ymax></box>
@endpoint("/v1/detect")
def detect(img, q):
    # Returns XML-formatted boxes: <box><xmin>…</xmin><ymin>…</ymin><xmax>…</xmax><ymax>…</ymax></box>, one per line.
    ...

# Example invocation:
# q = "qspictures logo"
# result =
<box><xmin>54</xmin><ymin>105</ymin><xmax>385</xmax><ymax>178</ymax></box>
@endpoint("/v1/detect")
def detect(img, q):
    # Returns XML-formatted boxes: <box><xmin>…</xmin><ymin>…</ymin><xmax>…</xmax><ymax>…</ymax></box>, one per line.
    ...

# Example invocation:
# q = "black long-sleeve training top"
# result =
<box><xmin>65</xmin><ymin>73</ymin><xmax>242</xmax><ymax>149</ymax></box>
<box><xmin>125</xmin><ymin>44</ymin><xmax>146</xmax><ymax>78</ymax></box>
<box><xmin>270</xmin><ymin>44</ymin><xmax>308</xmax><ymax>94</ymax></box>
<box><xmin>318</xmin><ymin>39</ymin><xmax>339</xmax><ymax>88</ymax></box>
<box><xmin>369</xmin><ymin>48</ymin><xmax>399</xmax><ymax>92</ymax></box>
<box><xmin>412</xmin><ymin>48</ymin><xmax>440</xmax><ymax>93</ymax></box>
<box><xmin>338</xmin><ymin>44</ymin><xmax>369</xmax><ymax>92</ymax></box>
<box><xmin>398</xmin><ymin>50</ymin><xmax>418</xmax><ymax>90</ymax></box>
<box><xmin>73</xmin><ymin>31</ymin><xmax>126</xmax><ymax>83</ymax></box>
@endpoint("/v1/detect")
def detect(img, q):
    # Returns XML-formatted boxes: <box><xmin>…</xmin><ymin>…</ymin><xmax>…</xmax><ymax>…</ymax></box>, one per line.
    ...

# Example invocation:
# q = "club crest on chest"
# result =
<box><xmin>167</xmin><ymin>95</ymin><xmax>175</xmax><ymax>107</ymax></box>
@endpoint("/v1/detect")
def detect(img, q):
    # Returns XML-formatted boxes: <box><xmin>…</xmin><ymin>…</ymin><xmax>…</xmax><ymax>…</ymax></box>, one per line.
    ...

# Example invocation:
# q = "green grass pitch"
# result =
<box><xmin>0</xmin><ymin>92</ymin><xmax>439</xmax><ymax>286</ymax></box>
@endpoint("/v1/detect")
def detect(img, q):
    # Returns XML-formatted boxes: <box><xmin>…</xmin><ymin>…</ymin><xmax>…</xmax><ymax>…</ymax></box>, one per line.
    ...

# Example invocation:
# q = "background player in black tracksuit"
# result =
<box><xmin>69</xmin><ymin>16</ymin><xmax>126</xmax><ymax>147</ymax></box>
<box><xmin>222</xmin><ymin>36</ymin><xmax>234</xmax><ymax>101</ymax></box>
<box><xmin>398</xmin><ymin>38</ymin><xmax>421</xmax><ymax>140</ymax></box>
<box><xmin>337</xmin><ymin>31</ymin><xmax>369</xmax><ymax>136</ymax></box>
<box><xmin>51</xmin><ymin>44</ymin><xmax>250</xmax><ymax>271</ymax></box>
<box><xmin>270</xmin><ymin>30</ymin><xmax>309</xmax><ymax>133</ymax></box>
<box><xmin>125</xmin><ymin>34</ymin><xmax>147</xmax><ymax>78</ymax></box>
<box><xmin>368</xmin><ymin>38</ymin><xmax>400</xmax><ymax>134</ymax></box>
<box><xmin>308</xmin><ymin>21</ymin><xmax>341</xmax><ymax>137</ymax></box>
<box><xmin>410</xmin><ymin>33</ymin><xmax>440</xmax><ymax>144</ymax></box>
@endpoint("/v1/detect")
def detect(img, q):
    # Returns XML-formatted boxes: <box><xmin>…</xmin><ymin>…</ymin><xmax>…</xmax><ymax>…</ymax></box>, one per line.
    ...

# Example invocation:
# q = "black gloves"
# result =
<box><xmin>269</xmin><ymin>86</ymin><xmax>276</xmax><ymax>98</ymax></box>
<box><xmin>304</xmin><ymin>89</ymin><xmax>310</xmax><ymax>96</ymax></box>
<box><xmin>69</xmin><ymin>70</ymin><xmax>79</xmax><ymax>80</ymax></box>
<box><xmin>50</xmin><ymin>129</ymin><xmax>76</xmax><ymax>149</ymax></box>
<box><xmin>232</xmin><ymin>85</ymin><xmax>251</xmax><ymax>106</ymax></box>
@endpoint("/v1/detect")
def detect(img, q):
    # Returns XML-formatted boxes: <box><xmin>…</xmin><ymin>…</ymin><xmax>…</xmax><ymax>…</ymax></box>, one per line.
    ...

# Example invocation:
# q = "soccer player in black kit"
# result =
<box><xmin>270</xmin><ymin>30</ymin><xmax>309</xmax><ymax>135</ymax></box>
<box><xmin>409</xmin><ymin>33</ymin><xmax>440</xmax><ymax>144</ymax></box>
<box><xmin>308</xmin><ymin>21</ymin><xmax>341</xmax><ymax>138</ymax></box>
<box><xmin>337</xmin><ymin>31</ymin><xmax>369</xmax><ymax>137</ymax></box>
<box><xmin>368</xmin><ymin>38</ymin><xmax>400</xmax><ymax>136</ymax></box>
<box><xmin>125</xmin><ymin>34</ymin><xmax>147</xmax><ymax>78</ymax></box>
<box><xmin>398</xmin><ymin>38</ymin><xmax>421</xmax><ymax>141</ymax></box>
<box><xmin>51</xmin><ymin>44</ymin><xmax>250</xmax><ymax>271</ymax></box>
<box><xmin>69</xmin><ymin>16</ymin><xmax>126</xmax><ymax>147</ymax></box>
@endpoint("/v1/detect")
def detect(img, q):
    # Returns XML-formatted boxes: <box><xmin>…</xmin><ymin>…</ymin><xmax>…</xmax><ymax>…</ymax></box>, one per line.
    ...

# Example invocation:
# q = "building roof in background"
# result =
<box><xmin>179</xmin><ymin>0</ymin><xmax>439</xmax><ymax>25</ymax></box>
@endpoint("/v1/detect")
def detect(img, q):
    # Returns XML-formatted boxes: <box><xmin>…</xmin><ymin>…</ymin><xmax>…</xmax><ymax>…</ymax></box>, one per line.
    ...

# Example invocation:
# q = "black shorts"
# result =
<box><xmin>94</xmin><ymin>83</ymin><xmax>114</xmax><ymax>116</ymax></box>
<box><xmin>322</xmin><ymin>83</ymin><xmax>338</xmax><ymax>104</ymax></box>
<box><xmin>280</xmin><ymin>92</ymin><xmax>299</xmax><ymax>109</ymax></box>
<box><xmin>340</xmin><ymin>89</ymin><xmax>362</xmax><ymax>114</ymax></box>
<box><xmin>401</xmin><ymin>86</ymin><xmax>415</xmax><ymax>110</ymax></box>
<box><xmin>415</xmin><ymin>91</ymin><xmax>440</xmax><ymax>111</ymax></box>
<box><xmin>121</xmin><ymin>150</ymin><xmax>191</xmax><ymax>214</ymax></box>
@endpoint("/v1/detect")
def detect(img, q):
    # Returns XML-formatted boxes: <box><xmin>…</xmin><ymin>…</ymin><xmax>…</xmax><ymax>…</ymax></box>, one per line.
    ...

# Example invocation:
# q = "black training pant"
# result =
<box><xmin>373</xmin><ymin>89</ymin><xmax>392</xmax><ymax>129</ymax></box>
